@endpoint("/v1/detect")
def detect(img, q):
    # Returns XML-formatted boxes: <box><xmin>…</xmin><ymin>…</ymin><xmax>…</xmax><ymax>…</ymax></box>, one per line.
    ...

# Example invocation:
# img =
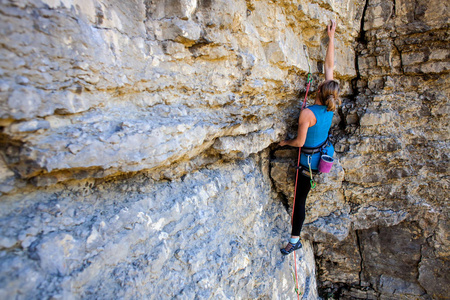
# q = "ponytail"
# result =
<box><xmin>324</xmin><ymin>94</ymin><xmax>337</xmax><ymax>112</ymax></box>
<box><xmin>318</xmin><ymin>80</ymin><xmax>341</xmax><ymax>112</ymax></box>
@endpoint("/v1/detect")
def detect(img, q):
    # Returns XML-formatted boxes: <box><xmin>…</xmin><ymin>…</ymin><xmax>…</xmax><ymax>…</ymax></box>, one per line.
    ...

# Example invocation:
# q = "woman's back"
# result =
<box><xmin>303</xmin><ymin>105</ymin><xmax>334</xmax><ymax>148</ymax></box>
<box><xmin>300</xmin><ymin>105</ymin><xmax>334</xmax><ymax>170</ymax></box>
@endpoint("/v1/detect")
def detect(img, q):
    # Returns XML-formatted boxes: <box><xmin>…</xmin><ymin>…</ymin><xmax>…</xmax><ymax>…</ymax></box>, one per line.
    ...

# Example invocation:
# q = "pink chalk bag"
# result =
<box><xmin>317</xmin><ymin>139</ymin><xmax>334</xmax><ymax>173</ymax></box>
<box><xmin>318</xmin><ymin>154</ymin><xmax>334</xmax><ymax>173</ymax></box>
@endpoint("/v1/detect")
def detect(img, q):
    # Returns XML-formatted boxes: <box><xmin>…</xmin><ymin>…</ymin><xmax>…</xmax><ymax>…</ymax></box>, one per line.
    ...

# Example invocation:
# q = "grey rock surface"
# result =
<box><xmin>0</xmin><ymin>154</ymin><xmax>318</xmax><ymax>299</ymax></box>
<box><xmin>271</xmin><ymin>0</ymin><xmax>449</xmax><ymax>298</ymax></box>
<box><xmin>1</xmin><ymin>0</ymin><xmax>449</xmax><ymax>299</ymax></box>
<box><xmin>0</xmin><ymin>0</ymin><xmax>360</xmax><ymax>181</ymax></box>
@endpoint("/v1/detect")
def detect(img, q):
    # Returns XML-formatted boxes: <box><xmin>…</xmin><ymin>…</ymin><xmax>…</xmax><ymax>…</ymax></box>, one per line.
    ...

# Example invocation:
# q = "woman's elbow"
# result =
<box><xmin>292</xmin><ymin>140</ymin><xmax>304</xmax><ymax>147</ymax></box>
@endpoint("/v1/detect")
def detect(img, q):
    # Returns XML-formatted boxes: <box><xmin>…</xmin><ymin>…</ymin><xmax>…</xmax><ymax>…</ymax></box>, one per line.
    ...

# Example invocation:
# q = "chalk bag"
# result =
<box><xmin>318</xmin><ymin>155</ymin><xmax>334</xmax><ymax>173</ymax></box>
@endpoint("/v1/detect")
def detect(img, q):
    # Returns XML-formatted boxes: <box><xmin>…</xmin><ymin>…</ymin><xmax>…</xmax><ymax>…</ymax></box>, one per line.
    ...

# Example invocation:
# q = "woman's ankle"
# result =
<box><xmin>289</xmin><ymin>237</ymin><xmax>300</xmax><ymax>244</ymax></box>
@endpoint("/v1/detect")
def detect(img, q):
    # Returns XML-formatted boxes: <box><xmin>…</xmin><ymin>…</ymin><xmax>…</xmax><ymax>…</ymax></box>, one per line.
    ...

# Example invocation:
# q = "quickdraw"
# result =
<box><xmin>307</xmin><ymin>155</ymin><xmax>316</xmax><ymax>189</ymax></box>
<box><xmin>291</xmin><ymin>266</ymin><xmax>302</xmax><ymax>297</ymax></box>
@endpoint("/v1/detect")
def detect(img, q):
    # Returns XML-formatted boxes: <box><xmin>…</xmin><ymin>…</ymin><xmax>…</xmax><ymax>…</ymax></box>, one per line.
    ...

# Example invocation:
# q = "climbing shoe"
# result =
<box><xmin>280</xmin><ymin>240</ymin><xmax>302</xmax><ymax>255</ymax></box>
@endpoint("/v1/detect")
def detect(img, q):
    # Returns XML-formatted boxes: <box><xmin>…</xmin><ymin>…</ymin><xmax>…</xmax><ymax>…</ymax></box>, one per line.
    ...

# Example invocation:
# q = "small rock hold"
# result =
<box><xmin>0</xmin><ymin>80</ymin><xmax>10</xmax><ymax>92</ymax></box>
<box><xmin>9</xmin><ymin>120</ymin><xmax>50</xmax><ymax>133</ymax></box>
<box><xmin>0</xmin><ymin>236</ymin><xmax>17</xmax><ymax>249</ymax></box>
<box><xmin>67</xmin><ymin>143</ymin><xmax>84</xmax><ymax>154</ymax></box>
<box><xmin>16</xmin><ymin>76</ymin><xmax>30</xmax><ymax>85</ymax></box>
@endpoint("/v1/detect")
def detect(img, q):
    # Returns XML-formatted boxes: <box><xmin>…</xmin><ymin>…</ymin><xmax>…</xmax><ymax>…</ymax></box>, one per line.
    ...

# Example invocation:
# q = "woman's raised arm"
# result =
<box><xmin>324</xmin><ymin>20</ymin><xmax>336</xmax><ymax>81</ymax></box>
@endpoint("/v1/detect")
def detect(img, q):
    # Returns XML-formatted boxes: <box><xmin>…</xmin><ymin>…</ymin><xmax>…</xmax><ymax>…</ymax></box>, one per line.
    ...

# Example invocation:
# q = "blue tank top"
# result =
<box><xmin>300</xmin><ymin>105</ymin><xmax>334</xmax><ymax>170</ymax></box>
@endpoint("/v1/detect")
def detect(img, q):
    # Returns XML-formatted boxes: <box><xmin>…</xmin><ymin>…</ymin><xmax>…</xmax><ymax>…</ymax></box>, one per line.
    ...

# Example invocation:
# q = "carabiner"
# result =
<box><xmin>307</xmin><ymin>155</ymin><xmax>316</xmax><ymax>189</ymax></box>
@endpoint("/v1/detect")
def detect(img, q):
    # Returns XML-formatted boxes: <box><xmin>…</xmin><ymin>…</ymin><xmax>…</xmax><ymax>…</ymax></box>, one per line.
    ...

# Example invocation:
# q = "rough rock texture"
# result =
<box><xmin>272</xmin><ymin>0</ymin><xmax>449</xmax><ymax>299</ymax></box>
<box><xmin>0</xmin><ymin>0</ymin><xmax>359</xmax><ymax>185</ymax></box>
<box><xmin>0</xmin><ymin>0</ymin><xmax>449</xmax><ymax>299</ymax></box>
<box><xmin>0</xmin><ymin>0</ymin><xmax>362</xmax><ymax>298</ymax></box>
<box><xmin>0</xmin><ymin>152</ymin><xmax>319</xmax><ymax>299</ymax></box>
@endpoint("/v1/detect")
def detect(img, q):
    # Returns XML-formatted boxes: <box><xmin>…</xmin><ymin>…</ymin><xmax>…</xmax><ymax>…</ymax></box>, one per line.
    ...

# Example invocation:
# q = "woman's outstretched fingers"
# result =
<box><xmin>327</xmin><ymin>20</ymin><xmax>336</xmax><ymax>37</ymax></box>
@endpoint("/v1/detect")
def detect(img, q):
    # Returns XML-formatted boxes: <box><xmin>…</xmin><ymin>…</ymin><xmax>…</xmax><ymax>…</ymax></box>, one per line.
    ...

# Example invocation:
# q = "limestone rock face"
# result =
<box><xmin>1</xmin><ymin>0</ymin><xmax>449</xmax><ymax>299</ymax></box>
<box><xmin>0</xmin><ymin>153</ymin><xmax>318</xmax><ymax>299</ymax></box>
<box><xmin>0</xmin><ymin>0</ymin><xmax>360</xmax><ymax>183</ymax></box>
<box><xmin>0</xmin><ymin>0</ymin><xmax>363</xmax><ymax>298</ymax></box>
<box><xmin>272</xmin><ymin>0</ymin><xmax>449</xmax><ymax>299</ymax></box>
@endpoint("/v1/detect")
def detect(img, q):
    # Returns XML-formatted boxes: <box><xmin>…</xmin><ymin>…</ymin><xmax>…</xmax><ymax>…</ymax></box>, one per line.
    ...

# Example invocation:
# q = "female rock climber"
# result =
<box><xmin>279</xmin><ymin>20</ymin><xmax>341</xmax><ymax>255</ymax></box>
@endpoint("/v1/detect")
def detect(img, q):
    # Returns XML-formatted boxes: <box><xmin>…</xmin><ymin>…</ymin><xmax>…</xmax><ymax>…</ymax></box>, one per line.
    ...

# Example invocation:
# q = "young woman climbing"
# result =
<box><xmin>279</xmin><ymin>20</ymin><xmax>341</xmax><ymax>255</ymax></box>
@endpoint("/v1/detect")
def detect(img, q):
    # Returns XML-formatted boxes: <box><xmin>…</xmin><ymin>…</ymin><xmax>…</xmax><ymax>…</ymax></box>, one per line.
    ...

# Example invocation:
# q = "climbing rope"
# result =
<box><xmin>291</xmin><ymin>144</ymin><xmax>302</xmax><ymax>300</ymax></box>
<box><xmin>291</xmin><ymin>256</ymin><xmax>302</xmax><ymax>297</ymax></box>
<box><xmin>301</xmin><ymin>45</ymin><xmax>313</xmax><ymax>111</ymax></box>
<box><xmin>301</xmin><ymin>73</ymin><xmax>312</xmax><ymax>110</ymax></box>
<box><xmin>290</xmin><ymin>135</ymin><xmax>302</xmax><ymax>299</ymax></box>
<box><xmin>290</xmin><ymin>45</ymin><xmax>313</xmax><ymax>299</ymax></box>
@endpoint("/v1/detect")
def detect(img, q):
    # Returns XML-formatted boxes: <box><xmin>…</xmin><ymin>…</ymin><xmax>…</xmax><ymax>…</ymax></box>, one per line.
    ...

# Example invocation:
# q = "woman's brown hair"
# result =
<box><xmin>317</xmin><ymin>80</ymin><xmax>341</xmax><ymax>112</ymax></box>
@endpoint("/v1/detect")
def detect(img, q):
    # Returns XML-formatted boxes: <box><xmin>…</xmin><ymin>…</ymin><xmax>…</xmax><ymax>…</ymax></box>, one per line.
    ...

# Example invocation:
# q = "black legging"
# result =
<box><xmin>291</xmin><ymin>170</ymin><xmax>312</xmax><ymax>236</ymax></box>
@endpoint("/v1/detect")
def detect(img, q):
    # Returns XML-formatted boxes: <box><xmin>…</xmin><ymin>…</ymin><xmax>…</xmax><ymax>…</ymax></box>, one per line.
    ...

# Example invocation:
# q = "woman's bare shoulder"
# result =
<box><xmin>299</xmin><ymin>108</ymin><xmax>314</xmax><ymax>119</ymax></box>
<box><xmin>299</xmin><ymin>108</ymin><xmax>317</xmax><ymax>126</ymax></box>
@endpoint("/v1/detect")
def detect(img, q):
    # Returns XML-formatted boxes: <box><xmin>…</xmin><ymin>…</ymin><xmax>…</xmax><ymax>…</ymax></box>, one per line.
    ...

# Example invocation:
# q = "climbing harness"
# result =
<box><xmin>301</xmin><ymin>138</ymin><xmax>329</xmax><ymax>154</ymax></box>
